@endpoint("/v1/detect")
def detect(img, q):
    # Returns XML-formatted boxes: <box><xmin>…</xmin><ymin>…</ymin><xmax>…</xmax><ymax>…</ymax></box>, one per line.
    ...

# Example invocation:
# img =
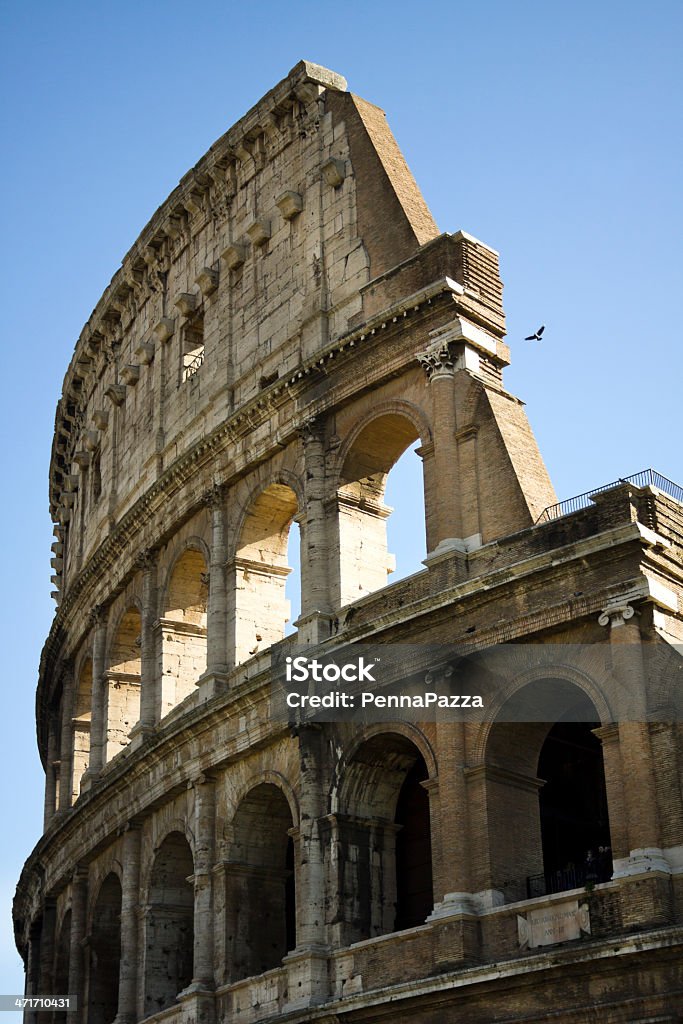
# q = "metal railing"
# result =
<box><xmin>536</xmin><ymin>468</ymin><xmax>683</xmax><ymax>524</ymax></box>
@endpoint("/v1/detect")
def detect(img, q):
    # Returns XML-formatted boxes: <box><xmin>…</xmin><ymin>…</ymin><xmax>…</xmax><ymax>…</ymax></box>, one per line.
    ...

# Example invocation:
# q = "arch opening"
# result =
<box><xmin>227</xmin><ymin>783</ymin><xmax>296</xmax><ymax>979</ymax></box>
<box><xmin>535</xmin><ymin>721</ymin><xmax>612</xmax><ymax>896</ymax></box>
<box><xmin>144</xmin><ymin>832</ymin><xmax>194</xmax><ymax>1015</ymax></box>
<box><xmin>234</xmin><ymin>484</ymin><xmax>299</xmax><ymax>662</ymax></box>
<box><xmin>71</xmin><ymin>659</ymin><xmax>92</xmax><ymax>803</ymax></box>
<box><xmin>88</xmin><ymin>874</ymin><xmax>121</xmax><ymax>1024</ymax></box>
<box><xmin>284</xmin><ymin>518</ymin><xmax>301</xmax><ymax>636</ymax></box>
<box><xmin>161</xmin><ymin>549</ymin><xmax>208</xmax><ymax>717</ymax></box>
<box><xmin>337</xmin><ymin>414</ymin><xmax>424</xmax><ymax>605</ymax></box>
<box><xmin>482</xmin><ymin>680</ymin><xmax>612</xmax><ymax>901</ymax></box>
<box><xmin>105</xmin><ymin>607</ymin><xmax>141</xmax><ymax>761</ymax></box>
<box><xmin>336</xmin><ymin>732</ymin><xmax>433</xmax><ymax>943</ymax></box>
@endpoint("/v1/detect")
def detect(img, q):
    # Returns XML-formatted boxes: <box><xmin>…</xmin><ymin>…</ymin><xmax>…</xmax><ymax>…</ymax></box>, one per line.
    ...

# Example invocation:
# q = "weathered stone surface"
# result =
<box><xmin>14</xmin><ymin>61</ymin><xmax>683</xmax><ymax>1024</ymax></box>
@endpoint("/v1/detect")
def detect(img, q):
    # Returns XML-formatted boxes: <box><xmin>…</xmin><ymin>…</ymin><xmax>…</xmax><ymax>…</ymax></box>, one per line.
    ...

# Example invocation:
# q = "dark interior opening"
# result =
<box><xmin>538</xmin><ymin>721</ymin><xmax>612</xmax><ymax>892</ymax></box>
<box><xmin>394</xmin><ymin>756</ymin><xmax>433</xmax><ymax>930</ymax></box>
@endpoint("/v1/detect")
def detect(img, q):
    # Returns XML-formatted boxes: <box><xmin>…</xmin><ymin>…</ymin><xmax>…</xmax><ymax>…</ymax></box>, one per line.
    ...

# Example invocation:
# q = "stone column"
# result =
<box><xmin>113</xmin><ymin>824</ymin><xmax>141</xmax><ymax>1024</ymax></box>
<box><xmin>599</xmin><ymin>606</ymin><xmax>666</xmax><ymax>874</ymax></box>
<box><xmin>293</xmin><ymin>726</ymin><xmax>326</xmax><ymax>949</ymax></box>
<box><xmin>417</xmin><ymin>343</ymin><xmax>462</xmax><ymax>555</ymax></box>
<box><xmin>593</xmin><ymin>723</ymin><xmax>628</xmax><ymax>861</ymax></box>
<box><xmin>649</xmin><ymin>721</ymin><xmax>683</xmax><ymax>853</ymax></box>
<box><xmin>431</xmin><ymin>718</ymin><xmax>470</xmax><ymax>905</ymax></box>
<box><xmin>188</xmin><ymin>774</ymin><xmax>216</xmax><ymax>992</ymax></box>
<box><xmin>68</xmin><ymin>868</ymin><xmax>88</xmax><ymax>1024</ymax></box>
<box><xmin>38</xmin><ymin>899</ymin><xmax>56</xmax><ymax>998</ymax></box>
<box><xmin>25</xmin><ymin>923</ymin><xmax>41</xmax><ymax>1024</ymax></box>
<box><xmin>134</xmin><ymin>549</ymin><xmax>158</xmax><ymax>736</ymax></box>
<box><xmin>43</xmin><ymin>722</ymin><xmax>59</xmax><ymax>830</ymax></box>
<box><xmin>58</xmin><ymin>666</ymin><xmax>75</xmax><ymax>814</ymax></box>
<box><xmin>297</xmin><ymin>421</ymin><xmax>334</xmax><ymax>645</ymax></box>
<box><xmin>203</xmin><ymin>487</ymin><xmax>229</xmax><ymax>679</ymax></box>
<box><xmin>85</xmin><ymin>607</ymin><xmax>108</xmax><ymax>779</ymax></box>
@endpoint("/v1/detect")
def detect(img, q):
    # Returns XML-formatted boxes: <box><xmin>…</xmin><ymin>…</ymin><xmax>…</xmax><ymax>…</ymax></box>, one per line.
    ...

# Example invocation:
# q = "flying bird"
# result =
<box><xmin>525</xmin><ymin>325</ymin><xmax>545</xmax><ymax>342</ymax></box>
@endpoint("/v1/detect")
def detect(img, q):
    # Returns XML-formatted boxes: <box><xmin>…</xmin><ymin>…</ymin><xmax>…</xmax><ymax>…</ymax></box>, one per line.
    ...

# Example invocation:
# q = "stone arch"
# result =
<box><xmin>331</xmin><ymin>722</ymin><xmax>437</xmax><ymax>811</ymax></box>
<box><xmin>334</xmin><ymin>399</ymin><xmax>430</xmax><ymax>468</ymax></box>
<box><xmin>71</xmin><ymin>657</ymin><xmax>92</xmax><ymax>803</ymax></box>
<box><xmin>470</xmin><ymin>662</ymin><xmax>614</xmax><ymax>767</ymax></box>
<box><xmin>160</xmin><ymin>537</ymin><xmax>211</xmax><ymax>612</ymax></box>
<box><xmin>159</xmin><ymin>544</ymin><xmax>208</xmax><ymax>718</ymax></box>
<box><xmin>225</xmin><ymin>782</ymin><xmax>296</xmax><ymax>980</ymax></box>
<box><xmin>473</xmin><ymin>675</ymin><xmax>612</xmax><ymax>902</ymax></box>
<box><xmin>332</xmin><ymin>730</ymin><xmax>434</xmax><ymax>943</ymax></box>
<box><xmin>87</xmin><ymin>873</ymin><xmax>121</xmax><ymax>1024</ymax></box>
<box><xmin>333</xmin><ymin>405</ymin><xmax>429</xmax><ymax>605</ymax></box>
<box><xmin>143</xmin><ymin>830</ymin><xmax>195</xmax><ymax>1016</ymax></box>
<box><xmin>141</xmin><ymin>816</ymin><xmax>195</xmax><ymax>894</ymax></box>
<box><xmin>104</xmin><ymin>605</ymin><xmax>142</xmax><ymax>762</ymax></box>
<box><xmin>227</xmin><ymin>768</ymin><xmax>300</xmax><ymax>828</ymax></box>
<box><xmin>232</xmin><ymin>481</ymin><xmax>300</xmax><ymax>663</ymax></box>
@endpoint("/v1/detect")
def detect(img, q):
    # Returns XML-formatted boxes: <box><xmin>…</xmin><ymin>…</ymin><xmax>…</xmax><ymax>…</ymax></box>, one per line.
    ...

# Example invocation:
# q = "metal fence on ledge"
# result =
<box><xmin>536</xmin><ymin>469</ymin><xmax>683</xmax><ymax>524</ymax></box>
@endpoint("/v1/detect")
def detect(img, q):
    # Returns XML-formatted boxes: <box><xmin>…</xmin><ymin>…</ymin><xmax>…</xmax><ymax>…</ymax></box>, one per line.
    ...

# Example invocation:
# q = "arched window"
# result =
<box><xmin>335</xmin><ymin>733</ymin><xmax>433</xmax><ymax>943</ymax></box>
<box><xmin>104</xmin><ymin>607</ymin><xmax>141</xmax><ymax>761</ymax></box>
<box><xmin>233</xmin><ymin>484</ymin><xmax>299</xmax><ymax>662</ymax></box>
<box><xmin>160</xmin><ymin>549</ymin><xmax>208</xmax><ymax>717</ymax></box>
<box><xmin>144</xmin><ymin>832</ymin><xmax>194</xmax><ymax>1015</ymax></box>
<box><xmin>335</xmin><ymin>413</ymin><xmax>425</xmax><ymax>606</ymax></box>
<box><xmin>227</xmin><ymin>784</ymin><xmax>296</xmax><ymax>979</ymax></box>
<box><xmin>88</xmin><ymin>874</ymin><xmax>121</xmax><ymax>1024</ymax></box>
<box><xmin>71</xmin><ymin>659</ymin><xmax>92</xmax><ymax>802</ymax></box>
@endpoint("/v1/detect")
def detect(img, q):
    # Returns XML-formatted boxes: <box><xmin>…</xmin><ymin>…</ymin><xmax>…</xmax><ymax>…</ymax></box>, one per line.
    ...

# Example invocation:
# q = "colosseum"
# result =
<box><xmin>14</xmin><ymin>61</ymin><xmax>683</xmax><ymax>1023</ymax></box>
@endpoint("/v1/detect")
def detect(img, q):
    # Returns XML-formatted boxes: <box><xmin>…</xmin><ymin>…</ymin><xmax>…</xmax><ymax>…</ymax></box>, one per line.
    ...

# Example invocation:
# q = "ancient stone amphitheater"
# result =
<box><xmin>14</xmin><ymin>62</ymin><xmax>683</xmax><ymax>1023</ymax></box>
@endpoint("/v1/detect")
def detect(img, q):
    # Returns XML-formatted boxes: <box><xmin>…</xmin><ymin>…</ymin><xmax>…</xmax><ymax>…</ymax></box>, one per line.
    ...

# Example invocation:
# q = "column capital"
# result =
<box><xmin>192</xmin><ymin>770</ymin><xmax>218</xmax><ymax>788</ymax></box>
<box><xmin>134</xmin><ymin>546</ymin><xmax>158</xmax><ymax>571</ymax></box>
<box><xmin>417</xmin><ymin>342</ymin><xmax>456</xmax><ymax>381</ymax></box>
<box><xmin>203</xmin><ymin>483</ymin><xmax>226</xmax><ymax>510</ymax></box>
<box><xmin>72</xmin><ymin>864</ymin><xmax>89</xmax><ymax>885</ymax></box>
<box><xmin>89</xmin><ymin>603</ymin><xmax>107</xmax><ymax>629</ymax></box>
<box><xmin>297</xmin><ymin>415</ymin><xmax>322</xmax><ymax>445</ymax></box>
<box><xmin>598</xmin><ymin>602</ymin><xmax>635</xmax><ymax>628</ymax></box>
<box><xmin>117</xmin><ymin>817</ymin><xmax>144</xmax><ymax>836</ymax></box>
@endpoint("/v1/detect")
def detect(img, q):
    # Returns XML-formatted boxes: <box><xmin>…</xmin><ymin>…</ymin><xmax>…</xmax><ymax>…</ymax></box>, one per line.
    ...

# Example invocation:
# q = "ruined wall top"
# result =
<box><xmin>49</xmin><ymin>61</ymin><xmax>470</xmax><ymax>592</ymax></box>
<box><xmin>46</xmin><ymin>62</ymin><xmax>512</xmax><ymax>615</ymax></box>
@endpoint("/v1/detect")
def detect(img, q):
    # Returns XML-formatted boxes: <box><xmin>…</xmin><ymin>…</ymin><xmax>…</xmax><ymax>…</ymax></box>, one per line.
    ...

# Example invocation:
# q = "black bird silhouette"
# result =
<box><xmin>524</xmin><ymin>324</ymin><xmax>545</xmax><ymax>341</ymax></box>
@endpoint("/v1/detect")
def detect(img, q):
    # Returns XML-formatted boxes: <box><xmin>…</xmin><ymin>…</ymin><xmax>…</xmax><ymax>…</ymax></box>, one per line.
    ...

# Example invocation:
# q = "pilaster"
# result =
<box><xmin>197</xmin><ymin>487</ymin><xmax>231</xmax><ymax>695</ymax></box>
<box><xmin>185</xmin><ymin>773</ymin><xmax>216</xmax><ymax>1001</ymax></box>
<box><xmin>297</xmin><ymin>420</ymin><xmax>334</xmax><ymax>645</ymax></box>
<box><xmin>134</xmin><ymin>549</ymin><xmax>159</xmax><ymax>737</ymax></box>
<box><xmin>57</xmin><ymin>665</ymin><xmax>75</xmax><ymax>814</ymax></box>
<box><xmin>113</xmin><ymin>824</ymin><xmax>141</xmax><ymax>1024</ymax></box>
<box><xmin>82</xmin><ymin>606</ymin><xmax>108</xmax><ymax>782</ymax></box>
<box><xmin>68</xmin><ymin>868</ymin><xmax>88</xmax><ymax>1024</ymax></box>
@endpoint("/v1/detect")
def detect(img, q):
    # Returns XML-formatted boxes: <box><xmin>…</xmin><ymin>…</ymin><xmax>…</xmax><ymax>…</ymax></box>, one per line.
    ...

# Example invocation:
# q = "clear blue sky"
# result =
<box><xmin>1</xmin><ymin>0</ymin><xmax>681</xmax><ymax>1007</ymax></box>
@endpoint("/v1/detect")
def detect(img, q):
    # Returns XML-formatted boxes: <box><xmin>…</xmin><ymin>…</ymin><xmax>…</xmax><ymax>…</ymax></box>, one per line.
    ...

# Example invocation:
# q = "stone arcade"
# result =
<box><xmin>14</xmin><ymin>62</ymin><xmax>683</xmax><ymax>1023</ymax></box>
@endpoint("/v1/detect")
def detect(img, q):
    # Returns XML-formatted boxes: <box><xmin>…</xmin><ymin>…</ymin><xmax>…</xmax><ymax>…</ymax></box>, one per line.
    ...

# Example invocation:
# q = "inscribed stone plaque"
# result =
<box><xmin>517</xmin><ymin>900</ymin><xmax>590</xmax><ymax>948</ymax></box>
